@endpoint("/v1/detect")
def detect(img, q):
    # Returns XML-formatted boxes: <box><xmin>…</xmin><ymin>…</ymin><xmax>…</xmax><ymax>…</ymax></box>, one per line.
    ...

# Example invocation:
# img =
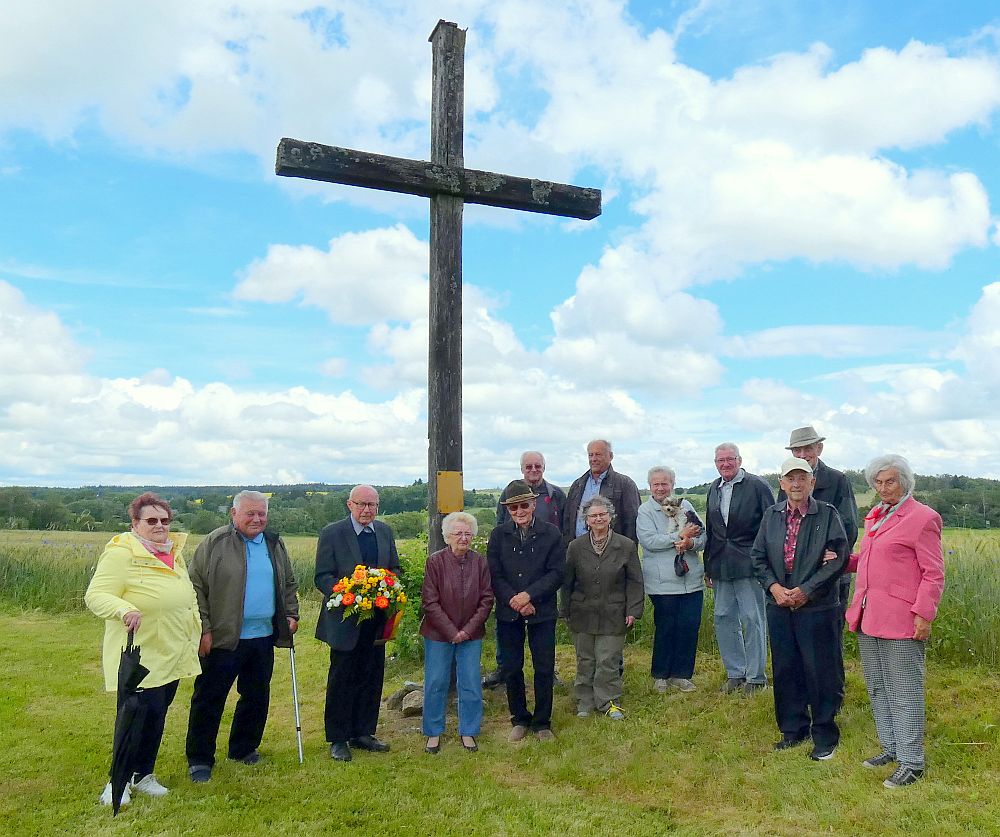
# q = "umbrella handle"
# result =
<box><xmin>126</xmin><ymin>628</ymin><xmax>135</xmax><ymax>653</ymax></box>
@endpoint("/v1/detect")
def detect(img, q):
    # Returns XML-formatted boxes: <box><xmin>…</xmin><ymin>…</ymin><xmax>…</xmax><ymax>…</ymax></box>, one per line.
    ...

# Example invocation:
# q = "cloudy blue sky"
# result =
<box><xmin>2</xmin><ymin>0</ymin><xmax>999</xmax><ymax>489</ymax></box>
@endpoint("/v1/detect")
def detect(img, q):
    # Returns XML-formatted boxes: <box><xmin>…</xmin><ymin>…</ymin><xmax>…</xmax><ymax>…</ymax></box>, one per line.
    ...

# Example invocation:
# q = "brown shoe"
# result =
<box><xmin>508</xmin><ymin>725</ymin><xmax>528</xmax><ymax>743</ymax></box>
<box><xmin>535</xmin><ymin>729</ymin><xmax>556</xmax><ymax>742</ymax></box>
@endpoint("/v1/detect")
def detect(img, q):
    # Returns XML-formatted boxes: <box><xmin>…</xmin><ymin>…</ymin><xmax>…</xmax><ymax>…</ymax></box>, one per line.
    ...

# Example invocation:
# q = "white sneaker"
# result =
<box><xmin>654</xmin><ymin>678</ymin><xmax>669</xmax><ymax>693</ymax></box>
<box><xmin>99</xmin><ymin>781</ymin><xmax>130</xmax><ymax>806</ymax></box>
<box><xmin>668</xmin><ymin>677</ymin><xmax>697</xmax><ymax>692</ymax></box>
<box><xmin>131</xmin><ymin>773</ymin><xmax>170</xmax><ymax>797</ymax></box>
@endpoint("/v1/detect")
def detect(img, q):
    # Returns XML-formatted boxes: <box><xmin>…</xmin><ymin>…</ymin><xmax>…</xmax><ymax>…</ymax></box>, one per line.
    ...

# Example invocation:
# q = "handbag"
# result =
<box><xmin>674</xmin><ymin>551</ymin><xmax>689</xmax><ymax>577</ymax></box>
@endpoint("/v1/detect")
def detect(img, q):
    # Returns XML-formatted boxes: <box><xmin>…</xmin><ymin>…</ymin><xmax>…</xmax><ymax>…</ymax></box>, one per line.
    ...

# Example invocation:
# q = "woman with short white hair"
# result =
<box><xmin>636</xmin><ymin>467</ymin><xmax>706</xmax><ymax>693</ymax></box>
<box><xmin>846</xmin><ymin>454</ymin><xmax>945</xmax><ymax>788</ymax></box>
<box><xmin>419</xmin><ymin>511</ymin><xmax>493</xmax><ymax>753</ymax></box>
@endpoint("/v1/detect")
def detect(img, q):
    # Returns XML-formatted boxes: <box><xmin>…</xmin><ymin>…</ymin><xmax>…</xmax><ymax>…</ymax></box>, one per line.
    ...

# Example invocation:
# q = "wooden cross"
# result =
<box><xmin>275</xmin><ymin>20</ymin><xmax>601</xmax><ymax>551</ymax></box>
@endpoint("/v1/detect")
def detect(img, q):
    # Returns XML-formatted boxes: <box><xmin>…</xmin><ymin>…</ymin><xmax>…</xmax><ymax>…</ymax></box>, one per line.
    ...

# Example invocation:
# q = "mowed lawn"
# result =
<box><xmin>2</xmin><ymin>601</ymin><xmax>999</xmax><ymax>836</ymax></box>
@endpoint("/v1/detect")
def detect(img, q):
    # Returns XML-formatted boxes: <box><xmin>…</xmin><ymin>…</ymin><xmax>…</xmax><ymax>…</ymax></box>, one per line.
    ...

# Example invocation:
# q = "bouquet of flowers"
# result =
<box><xmin>327</xmin><ymin>565</ymin><xmax>407</xmax><ymax>642</ymax></box>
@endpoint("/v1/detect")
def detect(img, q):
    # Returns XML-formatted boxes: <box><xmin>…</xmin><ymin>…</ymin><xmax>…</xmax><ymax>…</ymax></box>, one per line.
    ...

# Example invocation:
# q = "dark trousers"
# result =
<box><xmin>186</xmin><ymin>636</ymin><xmax>274</xmax><ymax>767</ymax></box>
<box><xmin>649</xmin><ymin>590</ymin><xmax>704</xmax><ymax>680</ymax></box>
<box><xmin>116</xmin><ymin>679</ymin><xmax>178</xmax><ymax>780</ymax></box>
<box><xmin>497</xmin><ymin>618</ymin><xmax>556</xmax><ymax>730</ymax></box>
<box><xmin>766</xmin><ymin>603</ymin><xmax>844</xmax><ymax>747</ymax></box>
<box><xmin>324</xmin><ymin>617</ymin><xmax>385</xmax><ymax>743</ymax></box>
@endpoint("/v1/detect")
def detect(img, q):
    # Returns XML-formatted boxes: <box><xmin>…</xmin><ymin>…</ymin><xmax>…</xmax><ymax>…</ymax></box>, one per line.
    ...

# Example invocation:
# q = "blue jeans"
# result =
<box><xmin>713</xmin><ymin>578</ymin><xmax>767</xmax><ymax>684</ymax></box>
<box><xmin>422</xmin><ymin>638</ymin><xmax>484</xmax><ymax>737</ymax></box>
<box><xmin>649</xmin><ymin>590</ymin><xmax>704</xmax><ymax>680</ymax></box>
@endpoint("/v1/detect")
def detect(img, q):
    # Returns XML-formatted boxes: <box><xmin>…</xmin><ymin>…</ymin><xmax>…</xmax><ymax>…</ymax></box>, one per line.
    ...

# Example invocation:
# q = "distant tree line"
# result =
<box><xmin>0</xmin><ymin>482</ymin><xmax>497</xmax><ymax>537</ymax></box>
<box><xmin>1</xmin><ymin>472</ymin><xmax>996</xmax><ymax>535</ymax></box>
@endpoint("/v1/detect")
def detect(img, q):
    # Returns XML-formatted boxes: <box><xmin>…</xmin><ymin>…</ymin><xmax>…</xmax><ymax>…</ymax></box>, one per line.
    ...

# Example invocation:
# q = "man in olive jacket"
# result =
<box><xmin>185</xmin><ymin>491</ymin><xmax>299</xmax><ymax>782</ymax></box>
<box><xmin>751</xmin><ymin>458</ymin><xmax>849</xmax><ymax>760</ymax></box>
<box><xmin>487</xmin><ymin>480</ymin><xmax>565</xmax><ymax>742</ymax></box>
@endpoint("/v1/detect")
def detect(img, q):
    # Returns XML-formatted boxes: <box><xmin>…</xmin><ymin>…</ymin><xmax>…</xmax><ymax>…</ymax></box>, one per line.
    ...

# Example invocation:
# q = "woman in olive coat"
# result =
<box><xmin>563</xmin><ymin>495</ymin><xmax>644</xmax><ymax>720</ymax></box>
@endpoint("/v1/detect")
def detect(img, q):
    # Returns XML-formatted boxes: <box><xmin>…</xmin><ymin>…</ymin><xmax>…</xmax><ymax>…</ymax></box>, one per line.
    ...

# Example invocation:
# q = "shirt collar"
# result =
<box><xmin>721</xmin><ymin>468</ymin><xmax>746</xmax><ymax>487</ymax></box>
<box><xmin>589</xmin><ymin>469</ymin><xmax>609</xmax><ymax>485</ymax></box>
<box><xmin>351</xmin><ymin>516</ymin><xmax>374</xmax><ymax>535</ymax></box>
<box><xmin>239</xmin><ymin>531</ymin><xmax>265</xmax><ymax>545</ymax></box>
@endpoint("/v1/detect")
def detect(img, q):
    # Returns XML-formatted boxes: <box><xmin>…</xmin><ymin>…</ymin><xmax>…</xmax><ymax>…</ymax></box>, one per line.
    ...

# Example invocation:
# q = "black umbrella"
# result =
<box><xmin>109</xmin><ymin>629</ymin><xmax>149</xmax><ymax>815</ymax></box>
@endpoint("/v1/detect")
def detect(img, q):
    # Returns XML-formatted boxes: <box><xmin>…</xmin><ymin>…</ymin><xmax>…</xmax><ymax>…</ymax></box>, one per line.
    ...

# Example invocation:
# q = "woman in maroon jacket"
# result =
<box><xmin>420</xmin><ymin>512</ymin><xmax>494</xmax><ymax>754</ymax></box>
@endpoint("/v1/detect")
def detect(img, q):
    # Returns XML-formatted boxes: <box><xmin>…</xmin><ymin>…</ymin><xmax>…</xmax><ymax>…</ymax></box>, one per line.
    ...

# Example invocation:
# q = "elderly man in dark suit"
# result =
<box><xmin>779</xmin><ymin>425</ymin><xmax>859</xmax><ymax>615</ymax></box>
<box><xmin>752</xmin><ymin>457</ymin><xmax>849</xmax><ymax>761</ymax></box>
<box><xmin>704</xmin><ymin>442</ymin><xmax>775</xmax><ymax>695</ymax></box>
<box><xmin>315</xmin><ymin>485</ymin><xmax>400</xmax><ymax>762</ymax></box>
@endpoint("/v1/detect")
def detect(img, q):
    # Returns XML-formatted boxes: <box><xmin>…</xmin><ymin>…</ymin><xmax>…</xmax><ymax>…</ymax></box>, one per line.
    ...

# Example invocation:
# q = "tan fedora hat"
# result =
<box><xmin>785</xmin><ymin>425</ymin><xmax>825</xmax><ymax>450</ymax></box>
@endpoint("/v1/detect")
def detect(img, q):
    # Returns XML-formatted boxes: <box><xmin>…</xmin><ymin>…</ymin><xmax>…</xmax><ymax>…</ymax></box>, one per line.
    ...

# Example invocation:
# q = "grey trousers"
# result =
<box><xmin>857</xmin><ymin>631</ymin><xmax>927</xmax><ymax>769</ymax></box>
<box><xmin>573</xmin><ymin>631</ymin><xmax>627</xmax><ymax>714</ymax></box>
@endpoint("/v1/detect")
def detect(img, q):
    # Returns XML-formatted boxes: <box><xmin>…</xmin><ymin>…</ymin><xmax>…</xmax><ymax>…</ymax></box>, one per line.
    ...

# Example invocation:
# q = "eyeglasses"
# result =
<box><xmin>523</xmin><ymin>464</ymin><xmax>543</xmax><ymax>471</ymax></box>
<box><xmin>451</xmin><ymin>531</ymin><xmax>473</xmax><ymax>539</ymax></box>
<box><xmin>508</xmin><ymin>502</ymin><xmax>533</xmax><ymax>511</ymax></box>
<box><xmin>715</xmin><ymin>457</ymin><xmax>739</xmax><ymax>464</ymax></box>
<box><xmin>586</xmin><ymin>512</ymin><xmax>609</xmax><ymax>520</ymax></box>
<box><xmin>141</xmin><ymin>517</ymin><xmax>171</xmax><ymax>526</ymax></box>
<box><xmin>351</xmin><ymin>501</ymin><xmax>379</xmax><ymax>509</ymax></box>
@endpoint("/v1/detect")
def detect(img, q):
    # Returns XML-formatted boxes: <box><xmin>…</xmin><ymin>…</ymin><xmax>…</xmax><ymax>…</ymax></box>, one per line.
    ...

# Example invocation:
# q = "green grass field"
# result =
<box><xmin>1</xmin><ymin>530</ymin><xmax>998</xmax><ymax>835</ymax></box>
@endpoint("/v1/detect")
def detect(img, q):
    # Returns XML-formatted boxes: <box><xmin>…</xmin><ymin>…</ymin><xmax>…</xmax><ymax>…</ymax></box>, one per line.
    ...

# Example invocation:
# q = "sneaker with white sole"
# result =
<box><xmin>131</xmin><ymin>773</ymin><xmax>169</xmax><ymax>797</ymax></box>
<box><xmin>883</xmin><ymin>765</ymin><xmax>924</xmax><ymax>788</ymax></box>
<box><xmin>668</xmin><ymin>678</ymin><xmax>697</xmax><ymax>692</ymax></box>
<box><xmin>653</xmin><ymin>678</ymin><xmax>669</xmax><ymax>693</ymax></box>
<box><xmin>605</xmin><ymin>702</ymin><xmax>625</xmax><ymax>720</ymax></box>
<box><xmin>99</xmin><ymin>781</ymin><xmax>130</xmax><ymax>807</ymax></box>
<box><xmin>862</xmin><ymin>752</ymin><xmax>896</xmax><ymax>769</ymax></box>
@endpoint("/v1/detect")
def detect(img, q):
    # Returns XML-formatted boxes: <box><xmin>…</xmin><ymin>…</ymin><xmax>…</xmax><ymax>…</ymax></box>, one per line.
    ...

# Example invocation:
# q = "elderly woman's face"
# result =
<box><xmin>133</xmin><ymin>504</ymin><xmax>171</xmax><ymax>544</ymax></box>
<box><xmin>649</xmin><ymin>474</ymin><xmax>674</xmax><ymax>503</ymax></box>
<box><xmin>873</xmin><ymin>468</ymin><xmax>905</xmax><ymax>505</ymax></box>
<box><xmin>585</xmin><ymin>504</ymin><xmax>612</xmax><ymax>535</ymax></box>
<box><xmin>446</xmin><ymin>521</ymin><xmax>474</xmax><ymax>555</ymax></box>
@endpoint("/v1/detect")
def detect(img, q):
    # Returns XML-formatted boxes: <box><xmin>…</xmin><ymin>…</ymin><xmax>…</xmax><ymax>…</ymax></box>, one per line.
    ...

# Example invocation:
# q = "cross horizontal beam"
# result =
<box><xmin>276</xmin><ymin>138</ymin><xmax>601</xmax><ymax>221</ymax></box>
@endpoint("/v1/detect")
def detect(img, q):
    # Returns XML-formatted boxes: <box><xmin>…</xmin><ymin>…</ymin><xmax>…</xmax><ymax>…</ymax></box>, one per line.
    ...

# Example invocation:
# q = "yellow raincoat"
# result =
<box><xmin>85</xmin><ymin>531</ymin><xmax>202</xmax><ymax>691</ymax></box>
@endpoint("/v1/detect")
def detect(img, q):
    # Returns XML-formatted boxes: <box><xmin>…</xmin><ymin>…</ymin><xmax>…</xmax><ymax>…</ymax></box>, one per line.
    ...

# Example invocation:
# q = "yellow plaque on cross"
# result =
<box><xmin>436</xmin><ymin>471</ymin><xmax>464</xmax><ymax>513</ymax></box>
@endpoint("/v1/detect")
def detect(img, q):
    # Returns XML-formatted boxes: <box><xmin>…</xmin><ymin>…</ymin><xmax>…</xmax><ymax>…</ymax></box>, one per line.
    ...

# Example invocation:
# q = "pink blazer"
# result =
<box><xmin>845</xmin><ymin>496</ymin><xmax>944</xmax><ymax>640</ymax></box>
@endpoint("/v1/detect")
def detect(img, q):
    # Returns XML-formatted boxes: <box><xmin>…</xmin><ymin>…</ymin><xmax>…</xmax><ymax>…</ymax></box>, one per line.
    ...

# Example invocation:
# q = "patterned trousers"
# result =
<box><xmin>857</xmin><ymin>631</ymin><xmax>927</xmax><ymax>769</ymax></box>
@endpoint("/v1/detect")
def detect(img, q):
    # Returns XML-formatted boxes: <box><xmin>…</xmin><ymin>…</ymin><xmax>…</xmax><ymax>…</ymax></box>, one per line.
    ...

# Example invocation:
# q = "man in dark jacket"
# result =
<box><xmin>563</xmin><ymin>439</ymin><xmax>641</xmax><ymax>544</ymax></box>
<box><xmin>315</xmin><ymin>485</ymin><xmax>400</xmax><ymax>762</ymax></box>
<box><xmin>186</xmin><ymin>490</ymin><xmax>299</xmax><ymax>782</ymax></box>
<box><xmin>779</xmin><ymin>425</ymin><xmax>859</xmax><ymax>614</ymax></box>
<box><xmin>704</xmin><ymin>443</ymin><xmax>775</xmax><ymax>694</ymax></box>
<box><xmin>751</xmin><ymin>457</ymin><xmax>849</xmax><ymax>761</ymax></box>
<box><xmin>487</xmin><ymin>480</ymin><xmax>565</xmax><ymax>742</ymax></box>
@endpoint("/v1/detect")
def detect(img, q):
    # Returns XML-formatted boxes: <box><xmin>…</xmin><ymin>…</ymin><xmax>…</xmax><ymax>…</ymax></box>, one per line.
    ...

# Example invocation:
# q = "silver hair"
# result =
<box><xmin>519</xmin><ymin>450</ymin><xmax>546</xmax><ymax>468</ymax></box>
<box><xmin>582</xmin><ymin>494</ymin><xmax>616</xmax><ymax>522</ymax></box>
<box><xmin>715</xmin><ymin>442</ymin><xmax>741</xmax><ymax>458</ymax></box>
<box><xmin>441</xmin><ymin>511</ymin><xmax>478</xmax><ymax>538</ymax></box>
<box><xmin>647</xmin><ymin>466</ymin><xmax>676</xmax><ymax>485</ymax></box>
<box><xmin>233</xmin><ymin>490</ymin><xmax>268</xmax><ymax>510</ymax></box>
<box><xmin>588</xmin><ymin>438</ymin><xmax>613</xmax><ymax>454</ymax></box>
<box><xmin>864</xmin><ymin>454</ymin><xmax>915</xmax><ymax>495</ymax></box>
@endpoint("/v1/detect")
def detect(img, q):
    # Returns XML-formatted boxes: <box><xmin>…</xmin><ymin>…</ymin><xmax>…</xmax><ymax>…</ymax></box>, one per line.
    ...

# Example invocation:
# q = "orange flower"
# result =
<box><xmin>332</xmin><ymin>582</ymin><xmax>345</xmax><ymax>593</ymax></box>
<box><xmin>353</xmin><ymin>568</ymin><xmax>367</xmax><ymax>582</ymax></box>
<box><xmin>341</xmin><ymin>592</ymin><xmax>356</xmax><ymax>606</ymax></box>
<box><xmin>375</xmin><ymin>596</ymin><xmax>389</xmax><ymax>609</ymax></box>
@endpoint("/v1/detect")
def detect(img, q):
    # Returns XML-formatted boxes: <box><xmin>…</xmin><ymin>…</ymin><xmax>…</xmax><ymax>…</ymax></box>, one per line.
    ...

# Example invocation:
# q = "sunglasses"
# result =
<box><xmin>141</xmin><ymin>517</ymin><xmax>171</xmax><ymax>526</ymax></box>
<box><xmin>507</xmin><ymin>501</ymin><xmax>533</xmax><ymax>511</ymax></box>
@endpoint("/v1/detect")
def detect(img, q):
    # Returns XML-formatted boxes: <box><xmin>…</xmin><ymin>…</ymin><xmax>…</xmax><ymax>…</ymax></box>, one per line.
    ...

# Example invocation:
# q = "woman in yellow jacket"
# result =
<box><xmin>85</xmin><ymin>492</ymin><xmax>202</xmax><ymax>807</ymax></box>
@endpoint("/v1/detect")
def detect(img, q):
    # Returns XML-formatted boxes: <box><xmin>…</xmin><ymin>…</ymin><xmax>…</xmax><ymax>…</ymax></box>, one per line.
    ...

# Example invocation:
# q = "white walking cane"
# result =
<box><xmin>288</xmin><ymin>641</ymin><xmax>304</xmax><ymax>764</ymax></box>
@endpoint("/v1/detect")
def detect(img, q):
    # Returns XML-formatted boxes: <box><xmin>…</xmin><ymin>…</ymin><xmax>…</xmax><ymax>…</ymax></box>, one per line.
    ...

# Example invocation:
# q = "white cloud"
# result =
<box><xmin>953</xmin><ymin>281</ymin><xmax>1000</xmax><ymax>390</ymax></box>
<box><xmin>724</xmin><ymin>325</ymin><xmax>933</xmax><ymax>359</ymax></box>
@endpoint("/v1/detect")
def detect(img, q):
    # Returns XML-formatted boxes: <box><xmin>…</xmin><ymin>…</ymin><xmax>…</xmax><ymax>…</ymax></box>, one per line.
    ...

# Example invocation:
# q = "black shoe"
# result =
<box><xmin>482</xmin><ymin>670</ymin><xmax>505</xmax><ymax>689</ymax></box>
<box><xmin>330</xmin><ymin>742</ymin><xmax>352</xmax><ymax>762</ymax></box>
<box><xmin>425</xmin><ymin>738</ymin><xmax>440</xmax><ymax>754</ymax></box>
<box><xmin>461</xmin><ymin>736</ymin><xmax>478</xmax><ymax>752</ymax></box>
<box><xmin>862</xmin><ymin>752</ymin><xmax>896</xmax><ymax>769</ymax></box>
<box><xmin>188</xmin><ymin>765</ymin><xmax>212</xmax><ymax>783</ymax></box>
<box><xmin>773</xmin><ymin>736</ymin><xmax>807</xmax><ymax>751</ymax></box>
<box><xmin>350</xmin><ymin>734</ymin><xmax>390</xmax><ymax>753</ymax></box>
<box><xmin>741</xmin><ymin>681</ymin><xmax>766</xmax><ymax>695</ymax></box>
<box><xmin>810</xmin><ymin>744</ymin><xmax>837</xmax><ymax>761</ymax></box>
<box><xmin>229</xmin><ymin>749</ymin><xmax>260</xmax><ymax>765</ymax></box>
<box><xmin>720</xmin><ymin>677</ymin><xmax>745</xmax><ymax>694</ymax></box>
<box><xmin>883</xmin><ymin>766</ymin><xmax>923</xmax><ymax>788</ymax></box>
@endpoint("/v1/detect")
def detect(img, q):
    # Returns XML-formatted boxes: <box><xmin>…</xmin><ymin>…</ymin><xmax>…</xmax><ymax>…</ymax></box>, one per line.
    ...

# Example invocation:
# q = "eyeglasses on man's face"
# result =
<box><xmin>351</xmin><ymin>501</ymin><xmax>379</xmax><ymax>509</ymax></box>
<box><xmin>509</xmin><ymin>501</ymin><xmax>533</xmax><ymax>511</ymax></box>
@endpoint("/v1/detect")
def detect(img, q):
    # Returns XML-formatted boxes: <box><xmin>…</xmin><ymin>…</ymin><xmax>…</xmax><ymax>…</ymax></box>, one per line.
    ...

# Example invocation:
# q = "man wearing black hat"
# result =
<box><xmin>487</xmin><ymin>480</ymin><xmax>566</xmax><ymax>742</ymax></box>
<box><xmin>779</xmin><ymin>426</ymin><xmax>859</xmax><ymax>615</ymax></box>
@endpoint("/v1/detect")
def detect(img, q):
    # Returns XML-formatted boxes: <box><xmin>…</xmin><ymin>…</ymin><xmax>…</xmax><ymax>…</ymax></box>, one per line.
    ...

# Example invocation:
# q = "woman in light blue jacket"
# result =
<box><xmin>636</xmin><ymin>466</ymin><xmax>706</xmax><ymax>693</ymax></box>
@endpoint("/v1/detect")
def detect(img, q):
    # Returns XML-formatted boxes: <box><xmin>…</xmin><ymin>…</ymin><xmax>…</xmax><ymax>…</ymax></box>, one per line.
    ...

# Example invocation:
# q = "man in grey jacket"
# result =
<box><xmin>185</xmin><ymin>490</ymin><xmax>299</xmax><ymax>782</ymax></box>
<box><xmin>751</xmin><ymin>457</ymin><xmax>849</xmax><ymax>761</ymax></box>
<box><xmin>563</xmin><ymin>439</ymin><xmax>641</xmax><ymax>545</ymax></box>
